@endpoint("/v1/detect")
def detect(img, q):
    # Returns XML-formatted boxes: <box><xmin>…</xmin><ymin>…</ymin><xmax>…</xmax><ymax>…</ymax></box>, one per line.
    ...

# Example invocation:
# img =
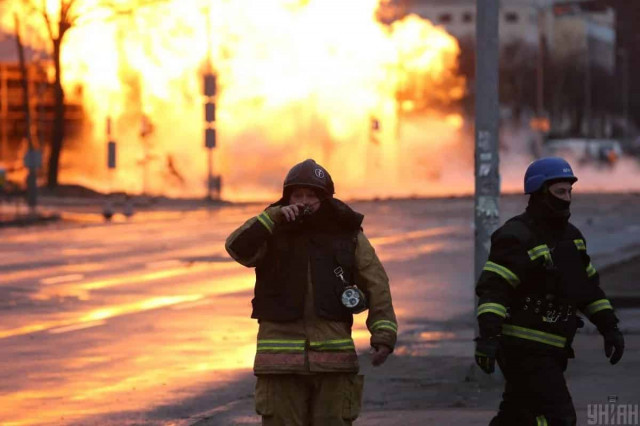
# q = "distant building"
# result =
<box><xmin>407</xmin><ymin>0</ymin><xmax>539</xmax><ymax>45</ymax></box>
<box><xmin>613</xmin><ymin>0</ymin><xmax>640</xmax><ymax>130</ymax></box>
<box><xmin>0</xmin><ymin>31</ymin><xmax>83</xmax><ymax>167</ymax></box>
<box><xmin>403</xmin><ymin>0</ymin><xmax>615</xmax><ymax>71</ymax></box>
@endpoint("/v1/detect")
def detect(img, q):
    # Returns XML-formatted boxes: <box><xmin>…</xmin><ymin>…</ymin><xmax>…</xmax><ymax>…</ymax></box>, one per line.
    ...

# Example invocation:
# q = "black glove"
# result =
<box><xmin>601</xmin><ymin>327</ymin><xmax>624</xmax><ymax>365</ymax></box>
<box><xmin>475</xmin><ymin>336</ymin><xmax>499</xmax><ymax>374</ymax></box>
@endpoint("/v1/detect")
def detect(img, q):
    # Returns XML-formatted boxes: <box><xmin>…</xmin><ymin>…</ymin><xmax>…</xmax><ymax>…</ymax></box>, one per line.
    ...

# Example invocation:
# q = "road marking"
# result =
<box><xmin>369</xmin><ymin>226</ymin><xmax>459</xmax><ymax>246</ymax></box>
<box><xmin>0</xmin><ymin>294</ymin><xmax>204</xmax><ymax>339</ymax></box>
<box><xmin>40</xmin><ymin>274</ymin><xmax>85</xmax><ymax>285</ymax></box>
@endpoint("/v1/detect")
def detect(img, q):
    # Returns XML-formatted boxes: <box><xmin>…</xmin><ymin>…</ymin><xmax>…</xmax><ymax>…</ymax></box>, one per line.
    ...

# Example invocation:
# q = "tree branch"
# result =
<box><xmin>39</xmin><ymin>0</ymin><xmax>55</xmax><ymax>41</ymax></box>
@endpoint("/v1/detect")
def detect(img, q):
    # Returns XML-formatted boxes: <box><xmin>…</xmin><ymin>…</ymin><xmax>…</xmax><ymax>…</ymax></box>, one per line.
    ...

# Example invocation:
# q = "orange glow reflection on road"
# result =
<box><xmin>0</xmin><ymin>296</ymin><xmax>258</xmax><ymax>425</ymax></box>
<box><xmin>377</xmin><ymin>241</ymin><xmax>446</xmax><ymax>262</ymax></box>
<box><xmin>369</xmin><ymin>226</ymin><xmax>458</xmax><ymax>246</ymax></box>
<box><xmin>30</xmin><ymin>261</ymin><xmax>241</xmax><ymax>301</ymax></box>
<box><xmin>1</xmin><ymin>335</ymin><xmax>257</xmax><ymax>426</ymax></box>
<box><xmin>0</xmin><ymin>295</ymin><xmax>203</xmax><ymax>339</ymax></box>
<box><xmin>419</xmin><ymin>331</ymin><xmax>456</xmax><ymax>341</ymax></box>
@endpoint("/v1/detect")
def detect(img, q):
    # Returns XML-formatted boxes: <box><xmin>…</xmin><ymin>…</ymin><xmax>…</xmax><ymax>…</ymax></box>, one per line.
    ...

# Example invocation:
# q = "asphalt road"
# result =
<box><xmin>1</xmin><ymin>194</ymin><xmax>639</xmax><ymax>425</ymax></box>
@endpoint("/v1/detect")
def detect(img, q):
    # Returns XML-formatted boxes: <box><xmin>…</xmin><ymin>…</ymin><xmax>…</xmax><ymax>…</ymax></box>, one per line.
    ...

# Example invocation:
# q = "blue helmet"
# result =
<box><xmin>524</xmin><ymin>157</ymin><xmax>578</xmax><ymax>194</ymax></box>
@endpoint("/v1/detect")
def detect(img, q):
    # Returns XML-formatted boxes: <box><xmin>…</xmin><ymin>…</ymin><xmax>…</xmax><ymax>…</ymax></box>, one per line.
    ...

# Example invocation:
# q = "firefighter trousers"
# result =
<box><xmin>255</xmin><ymin>373</ymin><xmax>364</xmax><ymax>426</ymax></box>
<box><xmin>489</xmin><ymin>346</ymin><xmax>577</xmax><ymax>426</ymax></box>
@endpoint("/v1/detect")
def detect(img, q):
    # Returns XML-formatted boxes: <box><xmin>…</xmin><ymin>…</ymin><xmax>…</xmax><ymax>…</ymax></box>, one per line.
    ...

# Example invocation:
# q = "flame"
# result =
<box><xmin>1</xmin><ymin>0</ymin><xmax>465</xmax><ymax>200</ymax></box>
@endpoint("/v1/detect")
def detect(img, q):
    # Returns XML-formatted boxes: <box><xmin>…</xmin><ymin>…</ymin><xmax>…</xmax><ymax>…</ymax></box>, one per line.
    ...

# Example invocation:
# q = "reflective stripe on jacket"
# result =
<box><xmin>226</xmin><ymin>205</ymin><xmax>398</xmax><ymax>374</ymax></box>
<box><xmin>475</xmin><ymin>212</ymin><xmax>618</xmax><ymax>351</ymax></box>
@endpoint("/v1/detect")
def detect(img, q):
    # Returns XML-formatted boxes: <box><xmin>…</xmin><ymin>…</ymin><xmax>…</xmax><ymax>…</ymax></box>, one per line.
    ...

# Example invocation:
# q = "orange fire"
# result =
<box><xmin>1</xmin><ymin>0</ymin><xmax>466</xmax><ymax>201</ymax></box>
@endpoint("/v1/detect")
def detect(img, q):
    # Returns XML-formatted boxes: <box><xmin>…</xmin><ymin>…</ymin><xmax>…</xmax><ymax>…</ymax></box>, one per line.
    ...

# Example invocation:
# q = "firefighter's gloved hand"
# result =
<box><xmin>602</xmin><ymin>327</ymin><xmax>624</xmax><ymax>365</ymax></box>
<box><xmin>474</xmin><ymin>336</ymin><xmax>499</xmax><ymax>374</ymax></box>
<box><xmin>370</xmin><ymin>344</ymin><xmax>392</xmax><ymax>367</ymax></box>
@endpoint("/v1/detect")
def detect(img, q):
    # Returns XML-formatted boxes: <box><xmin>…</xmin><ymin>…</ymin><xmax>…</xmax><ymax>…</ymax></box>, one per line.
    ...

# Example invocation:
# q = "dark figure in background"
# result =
<box><xmin>226</xmin><ymin>159</ymin><xmax>397</xmax><ymax>426</ymax></box>
<box><xmin>475</xmin><ymin>157</ymin><xmax>625</xmax><ymax>426</ymax></box>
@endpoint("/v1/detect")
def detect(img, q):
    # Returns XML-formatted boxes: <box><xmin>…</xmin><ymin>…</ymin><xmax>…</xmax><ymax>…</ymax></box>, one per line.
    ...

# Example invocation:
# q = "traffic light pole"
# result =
<box><xmin>14</xmin><ymin>13</ymin><xmax>38</xmax><ymax>212</ymax></box>
<box><xmin>474</xmin><ymin>0</ymin><xmax>501</xmax><ymax>299</ymax></box>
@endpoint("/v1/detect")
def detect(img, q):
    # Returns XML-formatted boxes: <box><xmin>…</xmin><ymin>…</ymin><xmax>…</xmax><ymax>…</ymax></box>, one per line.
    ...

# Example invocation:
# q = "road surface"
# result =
<box><xmin>1</xmin><ymin>194</ymin><xmax>639</xmax><ymax>425</ymax></box>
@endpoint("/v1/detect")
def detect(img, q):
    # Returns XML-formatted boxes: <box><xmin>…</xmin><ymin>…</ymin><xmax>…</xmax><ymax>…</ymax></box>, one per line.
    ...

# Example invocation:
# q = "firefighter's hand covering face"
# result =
<box><xmin>280</xmin><ymin>187</ymin><xmax>321</xmax><ymax>222</ymax></box>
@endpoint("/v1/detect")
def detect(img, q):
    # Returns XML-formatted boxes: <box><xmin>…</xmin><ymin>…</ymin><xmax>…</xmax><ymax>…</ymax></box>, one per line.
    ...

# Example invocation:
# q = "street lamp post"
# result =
<box><xmin>203</xmin><ymin>6</ymin><xmax>221</xmax><ymax>201</ymax></box>
<box><xmin>619</xmin><ymin>48</ymin><xmax>630</xmax><ymax>139</ymax></box>
<box><xmin>14</xmin><ymin>13</ymin><xmax>39</xmax><ymax>213</ymax></box>
<box><xmin>204</xmin><ymin>72</ymin><xmax>220</xmax><ymax>201</ymax></box>
<box><xmin>474</xmin><ymin>0</ymin><xmax>501</xmax><ymax>318</ymax></box>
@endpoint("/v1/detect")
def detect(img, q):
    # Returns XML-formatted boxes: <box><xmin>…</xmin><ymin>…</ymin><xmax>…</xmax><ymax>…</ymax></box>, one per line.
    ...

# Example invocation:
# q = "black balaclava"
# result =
<box><xmin>526</xmin><ymin>180</ymin><xmax>572</xmax><ymax>230</ymax></box>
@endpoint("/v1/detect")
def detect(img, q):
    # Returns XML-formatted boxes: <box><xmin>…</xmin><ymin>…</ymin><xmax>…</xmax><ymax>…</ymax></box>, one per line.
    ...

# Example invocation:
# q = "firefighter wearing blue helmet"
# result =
<box><xmin>475</xmin><ymin>157</ymin><xmax>624</xmax><ymax>426</ymax></box>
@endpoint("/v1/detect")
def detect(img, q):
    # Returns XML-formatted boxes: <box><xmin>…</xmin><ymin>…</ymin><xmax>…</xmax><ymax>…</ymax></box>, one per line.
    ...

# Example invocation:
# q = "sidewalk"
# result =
<box><xmin>188</xmin><ymin>310</ymin><xmax>639</xmax><ymax>426</ymax></box>
<box><xmin>0</xmin><ymin>205</ymin><xmax>60</xmax><ymax>228</ymax></box>
<box><xmin>189</xmin><ymin>256</ymin><xmax>640</xmax><ymax>426</ymax></box>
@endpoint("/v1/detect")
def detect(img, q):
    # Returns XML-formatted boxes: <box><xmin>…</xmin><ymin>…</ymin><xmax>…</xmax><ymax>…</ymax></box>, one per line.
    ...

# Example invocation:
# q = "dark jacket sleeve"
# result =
<box><xmin>574</xmin><ymin>231</ymin><xmax>619</xmax><ymax>331</ymax></box>
<box><xmin>225</xmin><ymin>207</ymin><xmax>280</xmax><ymax>267</ymax></box>
<box><xmin>475</xmin><ymin>221</ymin><xmax>533</xmax><ymax>337</ymax></box>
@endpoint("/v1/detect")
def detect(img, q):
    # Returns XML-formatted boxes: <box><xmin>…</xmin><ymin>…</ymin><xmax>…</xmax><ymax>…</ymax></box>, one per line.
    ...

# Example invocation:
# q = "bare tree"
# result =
<box><xmin>6</xmin><ymin>0</ymin><xmax>167</xmax><ymax>190</ymax></box>
<box><xmin>39</xmin><ymin>0</ymin><xmax>80</xmax><ymax>189</ymax></box>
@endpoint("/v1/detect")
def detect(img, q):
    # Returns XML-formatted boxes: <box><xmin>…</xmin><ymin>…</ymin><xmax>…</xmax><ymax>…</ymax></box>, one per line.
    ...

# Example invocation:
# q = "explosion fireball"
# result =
<box><xmin>1</xmin><ymin>0</ymin><xmax>466</xmax><ymax>200</ymax></box>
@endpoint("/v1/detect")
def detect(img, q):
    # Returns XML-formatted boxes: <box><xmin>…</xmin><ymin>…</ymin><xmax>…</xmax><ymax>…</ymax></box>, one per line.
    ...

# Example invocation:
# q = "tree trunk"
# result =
<box><xmin>47</xmin><ymin>37</ymin><xmax>65</xmax><ymax>189</ymax></box>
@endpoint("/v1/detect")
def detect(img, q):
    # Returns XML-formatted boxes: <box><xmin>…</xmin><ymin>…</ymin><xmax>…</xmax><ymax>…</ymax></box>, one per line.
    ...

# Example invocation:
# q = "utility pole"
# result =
<box><xmin>584</xmin><ymin>24</ymin><xmax>592</xmax><ymax>139</ymax></box>
<box><xmin>14</xmin><ymin>13</ymin><xmax>39</xmax><ymax>212</ymax></box>
<box><xmin>530</xmin><ymin>5</ymin><xmax>550</xmax><ymax>157</ymax></box>
<box><xmin>204</xmin><ymin>72</ymin><xmax>219</xmax><ymax>201</ymax></box>
<box><xmin>536</xmin><ymin>8</ymin><xmax>545</xmax><ymax>118</ymax></box>
<box><xmin>474</xmin><ymin>0</ymin><xmax>501</xmax><ymax>293</ymax></box>
<box><xmin>203</xmin><ymin>5</ymin><xmax>220</xmax><ymax>201</ymax></box>
<box><xmin>619</xmin><ymin>48</ymin><xmax>629</xmax><ymax>139</ymax></box>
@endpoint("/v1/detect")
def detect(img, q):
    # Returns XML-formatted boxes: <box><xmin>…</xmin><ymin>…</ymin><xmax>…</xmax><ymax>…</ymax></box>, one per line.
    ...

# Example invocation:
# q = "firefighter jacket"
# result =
<box><xmin>225</xmin><ymin>199</ymin><xmax>398</xmax><ymax>374</ymax></box>
<box><xmin>475</xmin><ymin>210</ymin><xmax>619</xmax><ymax>355</ymax></box>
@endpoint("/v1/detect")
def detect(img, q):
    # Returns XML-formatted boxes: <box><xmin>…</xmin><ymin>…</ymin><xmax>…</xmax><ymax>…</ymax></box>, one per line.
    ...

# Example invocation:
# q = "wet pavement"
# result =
<box><xmin>1</xmin><ymin>194</ymin><xmax>639</xmax><ymax>425</ymax></box>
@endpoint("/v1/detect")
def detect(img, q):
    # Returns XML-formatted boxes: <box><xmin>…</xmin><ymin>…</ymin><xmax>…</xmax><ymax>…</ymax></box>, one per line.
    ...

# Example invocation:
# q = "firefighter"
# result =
<box><xmin>475</xmin><ymin>157</ymin><xmax>625</xmax><ymax>426</ymax></box>
<box><xmin>225</xmin><ymin>159</ymin><xmax>397</xmax><ymax>426</ymax></box>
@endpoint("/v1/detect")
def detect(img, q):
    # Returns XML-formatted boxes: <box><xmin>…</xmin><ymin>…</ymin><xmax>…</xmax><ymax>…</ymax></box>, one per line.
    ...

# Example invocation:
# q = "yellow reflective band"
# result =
<box><xmin>574</xmin><ymin>239</ymin><xmax>586</xmax><ymax>251</ymax></box>
<box><xmin>502</xmin><ymin>324</ymin><xmax>566</xmax><ymax>348</ymax></box>
<box><xmin>477</xmin><ymin>303</ymin><xmax>507</xmax><ymax>318</ymax></box>
<box><xmin>483</xmin><ymin>261</ymin><xmax>520</xmax><ymax>287</ymax></box>
<box><xmin>371</xmin><ymin>320</ymin><xmax>398</xmax><ymax>333</ymax></box>
<box><xmin>586</xmin><ymin>262</ymin><xmax>597</xmax><ymax>278</ymax></box>
<box><xmin>528</xmin><ymin>244</ymin><xmax>551</xmax><ymax>262</ymax></box>
<box><xmin>536</xmin><ymin>415</ymin><xmax>548</xmax><ymax>426</ymax></box>
<box><xmin>257</xmin><ymin>339</ymin><xmax>305</xmax><ymax>352</ymax></box>
<box><xmin>309</xmin><ymin>339</ymin><xmax>355</xmax><ymax>351</ymax></box>
<box><xmin>257</xmin><ymin>212</ymin><xmax>275</xmax><ymax>233</ymax></box>
<box><xmin>585</xmin><ymin>299</ymin><xmax>613</xmax><ymax>316</ymax></box>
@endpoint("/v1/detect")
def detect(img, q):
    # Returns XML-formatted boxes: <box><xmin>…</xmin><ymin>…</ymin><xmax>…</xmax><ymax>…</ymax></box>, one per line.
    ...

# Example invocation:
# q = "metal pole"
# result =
<box><xmin>203</xmin><ymin>4</ymin><xmax>219</xmax><ymax>201</ymax></box>
<box><xmin>207</xmin><ymin>145</ymin><xmax>213</xmax><ymax>201</ymax></box>
<box><xmin>584</xmin><ymin>23</ymin><xmax>592</xmax><ymax>138</ymax></box>
<box><xmin>14</xmin><ymin>13</ymin><xmax>38</xmax><ymax>212</ymax></box>
<box><xmin>0</xmin><ymin>65</ymin><xmax>7</xmax><ymax>161</ymax></box>
<box><xmin>536</xmin><ymin>8</ymin><xmax>545</xmax><ymax>117</ymax></box>
<box><xmin>620</xmin><ymin>49</ymin><xmax>630</xmax><ymax>140</ymax></box>
<box><xmin>474</xmin><ymin>0</ymin><xmax>501</xmax><ymax>288</ymax></box>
